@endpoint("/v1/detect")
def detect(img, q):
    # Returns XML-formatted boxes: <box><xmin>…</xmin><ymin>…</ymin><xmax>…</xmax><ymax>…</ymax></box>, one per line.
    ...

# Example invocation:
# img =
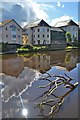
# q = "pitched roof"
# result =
<box><xmin>51</xmin><ymin>27</ymin><xmax>65</xmax><ymax>32</ymax></box>
<box><xmin>0</xmin><ymin>19</ymin><xmax>12</xmax><ymax>27</ymax></box>
<box><xmin>23</xmin><ymin>19</ymin><xmax>51</xmax><ymax>29</ymax></box>
<box><xmin>0</xmin><ymin>19</ymin><xmax>23</xmax><ymax>29</ymax></box>
<box><xmin>55</xmin><ymin>19</ymin><xmax>79</xmax><ymax>27</ymax></box>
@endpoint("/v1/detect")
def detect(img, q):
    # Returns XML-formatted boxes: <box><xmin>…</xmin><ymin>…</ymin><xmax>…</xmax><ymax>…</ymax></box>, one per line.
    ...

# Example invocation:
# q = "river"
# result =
<box><xmin>0</xmin><ymin>49</ymin><xmax>79</xmax><ymax>118</ymax></box>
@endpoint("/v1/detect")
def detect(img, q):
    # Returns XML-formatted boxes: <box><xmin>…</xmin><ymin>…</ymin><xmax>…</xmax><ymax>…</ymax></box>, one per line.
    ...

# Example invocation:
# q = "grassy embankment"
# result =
<box><xmin>0</xmin><ymin>42</ymin><xmax>79</xmax><ymax>53</ymax></box>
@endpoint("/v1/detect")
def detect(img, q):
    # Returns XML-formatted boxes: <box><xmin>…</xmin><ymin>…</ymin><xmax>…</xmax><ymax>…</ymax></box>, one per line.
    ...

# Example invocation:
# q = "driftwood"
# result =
<box><xmin>30</xmin><ymin>71</ymin><xmax>78</xmax><ymax>118</ymax></box>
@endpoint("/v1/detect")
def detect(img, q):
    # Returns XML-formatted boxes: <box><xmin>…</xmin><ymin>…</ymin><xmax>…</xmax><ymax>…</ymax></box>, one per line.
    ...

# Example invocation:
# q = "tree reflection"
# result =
<box><xmin>30</xmin><ymin>72</ymin><xmax>78</xmax><ymax>118</ymax></box>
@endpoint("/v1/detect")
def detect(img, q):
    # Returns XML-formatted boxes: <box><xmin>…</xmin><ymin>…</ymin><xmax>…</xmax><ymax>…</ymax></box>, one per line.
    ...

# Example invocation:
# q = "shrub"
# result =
<box><xmin>22</xmin><ymin>44</ymin><xmax>33</xmax><ymax>49</ymax></box>
<box><xmin>66</xmin><ymin>32</ymin><xmax>72</xmax><ymax>43</ymax></box>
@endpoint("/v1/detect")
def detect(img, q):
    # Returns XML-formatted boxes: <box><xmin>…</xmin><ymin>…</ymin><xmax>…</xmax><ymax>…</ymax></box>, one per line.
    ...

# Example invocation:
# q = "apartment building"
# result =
<box><xmin>55</xmin><ymin>19</ymin><xmax>79</xmax><ymax>42</ymax></box>
<box><xmin>23</xmin><ymin>19</ymin><xmax>51</xmax><ymax>45</ymax></box>
<box><xmin>0</xmin><ymin>19</ymin><xmax>23</xmax><ymax>44</ymax></box>
<box><xmin>23</xmin><ymin>19</ymin><xmax>66</xmax><ymax>45</ymax></box>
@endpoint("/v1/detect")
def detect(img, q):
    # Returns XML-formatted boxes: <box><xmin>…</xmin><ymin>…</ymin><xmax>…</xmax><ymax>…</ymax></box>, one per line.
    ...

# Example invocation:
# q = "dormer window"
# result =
<box><xmin>12</xmin><ymin>28</ymin><xmax>16</xmax><ymax>31</ymax></box>
<box><xmin>10</xmin><ymin>25</ymin><xmax>16</xmax><ymax>31</ymax></box>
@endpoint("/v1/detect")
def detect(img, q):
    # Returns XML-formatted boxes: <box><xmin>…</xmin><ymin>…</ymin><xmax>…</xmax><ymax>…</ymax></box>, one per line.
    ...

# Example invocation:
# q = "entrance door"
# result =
<box><xmin>38</xmin><ymin>40</ymin><xmax>40</xmax><ymax>45</ymax></box>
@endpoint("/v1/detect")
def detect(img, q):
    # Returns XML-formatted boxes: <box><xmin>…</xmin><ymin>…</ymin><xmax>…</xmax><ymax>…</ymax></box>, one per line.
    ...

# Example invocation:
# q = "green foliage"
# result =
<box><xmin>22</xmin><ymin>44</ymin><xmax>33</xmax><ymax>49</ymax></box>
<box><xmin>17</xmin><ymin>45</ymin><xmax>47</xmax><ymax>53</ymax></box>
<box><xmin>66</xmin><ymin>32</ymin><xmax>72</xmax><ymax>43</ymax></box>
<box><xmin>74</xmin><ymin>37</ymin><xmax>78</xmax><ymax>43</ymax></box>
<box><xmin>0</xmin><ymin>42</ymin><xmax>9</xmax><ymax>52</ymax></box>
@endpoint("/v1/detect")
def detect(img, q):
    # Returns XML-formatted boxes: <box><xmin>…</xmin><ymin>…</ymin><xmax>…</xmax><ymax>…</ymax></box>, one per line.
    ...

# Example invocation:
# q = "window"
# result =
<box><xmin>34</xmin><ymin>35</ymin><xmax>35</xmax><ymax>38</ymax></box>
<box><xmin>17</xmin><ymin>28</ymin><xmax>20</xmax><ymax>31</ymax></box>
<box><xmin>47</xmin><ymin>29</ymin><xmax>49</xmax><ymax>32</ymax></box>
<box><xmin>33</xmin><ymin>41</ymin><xmax>35</xmax><ymax>44</ymax></box>
<box><xmin>43</xmin><ymin>28</ymin><xmax>45</xmax><ymax>32</ymax></box>
<box><xmin>6</xmin><ymin>27</ymin><xmax>7</xmax><ymax>30</ymax></box>
<box><xmin>43</xmin><ymin>40</ymin><xmax>46</xmax><ymax>45</ymax></box>
<box><xmin>34</xmin><ymin>29</ymin><xmax>35</xmax><ymax>32</ymax></box>
<box><xmin>12</xmin><ymin>28</ymin><xmax>16</xmax><ymax>31</ymax></box>
<box><xmin>43</xmin><ymin>34</ymin><xmax>45</xmax><ymax>37</ymax></box>
<box><xmin>73</xmin><ymin>27</ymin><xmax>75</xmax><ymax>30</ymax></box>
<box><xmin>38</xmin><ymin>29</ymin><xmax>39</xmax><ymax>32</ymax></box>
<box><xmin>6</xmin><ymin>35</ymin><xmax>8</xmax><ymax>38</ymax></box>
<box><xmin>47</xmin><ymin>35</ymin><xmax>49</xmax><ymax>38</ymax></box>
<box><xmin>38</xmin><ymin>35</ymin><xmax>40</xmax><ymax>38</ymax></box>
<box><xmin>18</xmin><ymin>35</ymin><xmax>20</xmax><ymax>38</ymax></box>
<box><xmin>13</xmin><ymin>35</ymin><xmax>16</xmax><ymax>38</ymax></box>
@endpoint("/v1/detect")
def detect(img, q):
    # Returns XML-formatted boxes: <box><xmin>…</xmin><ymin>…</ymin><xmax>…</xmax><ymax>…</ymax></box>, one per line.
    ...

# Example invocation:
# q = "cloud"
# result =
<box><xmin>1</xmin><ymin>0</ymin><xmax>49</xmax><ymax>26</ymax></box>
<box><xmin>39</xmin><ymin>3</ymin><xmax>55</xmax><ymax>11</ymax></box>
<box><xmin>57</xmin><ymin>2</ymin><xmax>64</xmax><ymax>8</ymax></box>
<box><xmin>50</xmin><ymin>15</ymin><xmax>73</xmax><ymax>26</ymax></box>
<box><xmin>57</xmin><ymin>2</ymin><xmax>61</xmax><ymax>7</ymax></box>
<box><xmin>2</xmin><ymin>4</ymin><xmax>28</xmax><ymax>23</ymax></box>
<box><xmin>62</xmin><ymin>5</ymin><xmax>64</xmax><ymax>8</ymax></box>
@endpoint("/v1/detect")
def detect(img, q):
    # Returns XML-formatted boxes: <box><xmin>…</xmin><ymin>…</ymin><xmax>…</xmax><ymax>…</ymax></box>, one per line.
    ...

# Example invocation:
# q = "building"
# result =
<box><xmin>78</xmin><ymin>28</ymin><xmax>80</xmax><ymax>41</ymax></box>
<box><xmin>23</xmin><ymin>19</ymin><xmax>51</xmax><ymax>45</ymax></box>
<box><xmin>0</xmin><ymin>19</ymin><xmax>23</xmax><ymax>44</ymax></box>
<box><xmin>22</xmin><ymin>31</ymin><xmax>28</xmax><ymax>45</ymax></box>
<box><xmin>50</xmin><ymin>27</ymin><xmax>66</xmax><ymax>44</ymax></box>
<box><xmin>23</xmin><ymin>19</ymin><xmax>66</xmax><ymax>45</ymax></box>
<box><xmin>55</xmin><ymin>19</ymin><xmax>79</xmax><ymax>42</ymax></box>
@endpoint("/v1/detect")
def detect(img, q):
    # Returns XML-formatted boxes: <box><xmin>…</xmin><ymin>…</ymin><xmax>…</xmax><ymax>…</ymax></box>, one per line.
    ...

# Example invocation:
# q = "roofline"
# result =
<box><xmin>55</xmin><ymin>19</ymin><xmax>79</xmax><ymax>27</ymax></box>
<box><xmin>23</xmin><ymin>19</ymin><xmax>51</xmax><ymax>29</ymax></box>
<box><xmin>1</xmin><ymin>19</ymin><xmax>23</xmax><ymax>30</ymax></box>
<box><xmin>56</xmin><ymin>24</ymin><xmax>79</xmax><ymax>27</ymax></box>
<box><xmin>51</xmin><ymin>26</ymin><xmax>66</xmax><ymax>32</ymax></box>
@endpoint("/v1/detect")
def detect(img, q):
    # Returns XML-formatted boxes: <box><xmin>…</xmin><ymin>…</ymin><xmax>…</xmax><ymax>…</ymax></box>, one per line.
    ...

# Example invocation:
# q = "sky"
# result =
<box><xmin>0</xmin><ymin>0</ymin><xmax>79</xmax><ymax>27</ymax></box>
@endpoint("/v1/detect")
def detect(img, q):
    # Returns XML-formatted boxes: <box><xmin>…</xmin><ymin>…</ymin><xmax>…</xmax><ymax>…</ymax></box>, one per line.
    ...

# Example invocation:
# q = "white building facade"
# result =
<box><xmin>55</xmin><ymin>20</ymin><xmax>79</xmax><ymax>42</ymax></box>
<box><xmin>23</xmin><ymin>19</ymin><xmax>66</xmax><ymax>45</ymax></box>
<box><xmin>32</xmin><ymin>26</ymin><xmax>50</xmax><ymax>45</ymax></box>
<box><xmin>0</xmin><ymin>19</ymin><xmax>23</xmax><ymax>44</ymax></box>
<box><xmin>23</xmin><ymin>19</ymin><xmax>51</xmax><ymax>45</ymax></box>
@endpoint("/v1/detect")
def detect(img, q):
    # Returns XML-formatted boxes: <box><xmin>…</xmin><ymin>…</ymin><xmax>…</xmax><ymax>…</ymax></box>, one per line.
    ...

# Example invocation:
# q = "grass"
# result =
<box><xmin>65</xmin><ymin>46</ymin><xmax>78</xmax><ymax>52</ymax></box>
<box><xmin>17</xmin><ymin>45</ymin><xmax>47</xmax><ymax>53</ymax></box>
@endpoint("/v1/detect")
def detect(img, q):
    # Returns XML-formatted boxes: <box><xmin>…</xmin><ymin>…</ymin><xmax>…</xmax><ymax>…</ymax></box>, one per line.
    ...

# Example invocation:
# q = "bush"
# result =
<box><xmin>66</xmin><ymin>32</ymin><xmax>72</xmax><ymax>43</ymax></box>
<box><xmin>22</xmin><ymin>44</ymin><xmax>33</xmax><ymax>49</ymax></box>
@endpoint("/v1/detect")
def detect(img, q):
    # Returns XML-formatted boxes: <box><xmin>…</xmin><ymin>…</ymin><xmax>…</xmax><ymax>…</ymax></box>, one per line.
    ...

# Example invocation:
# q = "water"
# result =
<box><xmin>0</xmin><ymin>49</ymin><xmax>79</xmax><ymax>118</ymax></box>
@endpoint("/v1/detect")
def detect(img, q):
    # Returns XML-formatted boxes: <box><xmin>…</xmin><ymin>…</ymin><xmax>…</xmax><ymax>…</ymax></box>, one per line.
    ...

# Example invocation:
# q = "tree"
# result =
<box><xmin>66</xmin><ymin>32</ymin><xmax>72</xmax><ymax>43</ymax></box>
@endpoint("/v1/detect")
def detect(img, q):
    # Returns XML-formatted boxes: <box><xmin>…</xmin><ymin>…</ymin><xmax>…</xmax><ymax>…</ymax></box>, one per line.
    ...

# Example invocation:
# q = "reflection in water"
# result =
<box><xmin>1</xmin><ymin>55</ymin><xmax>24</xmax><ymax>77</ymax></box>
<box><xmin>0</xmin><ymin>50</ymin><xmax>78</xmax><ymax>77</ymax></box>
<box><xmin>0</xmin><ymin>49</ymin><xmax>79</xmax><ymax>118</ymax></box>
<box><xmin>0</xmin><ymin>68</ymin><xmax>41</xmax><ymax>102</ymax></box>
<box><xmin>22</xmin><ymin>108</ymin><xmax>28</xmax><ymax>117</ymax></box>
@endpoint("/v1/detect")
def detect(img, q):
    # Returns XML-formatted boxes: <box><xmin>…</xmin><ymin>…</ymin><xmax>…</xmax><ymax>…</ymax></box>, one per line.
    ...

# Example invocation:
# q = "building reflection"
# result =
<box><xmin>0</xmin><ymin>59</ymin><xmax>2</xmax><ymax>73</ymax></box>
<box><xmin>64</xmin><ymin>51</ymin><xmax>78</xmax><ymax>71</ymax></box>
<box><xmin>1</xmin><ymin>50</ymin><xmax>79</xmax><ymax>118</ymax></box>
<box><xmin>23</xmin><ymin>53</ymin><xmax>51</xmax><ymax>72</ymax></box>
<box><xmin>50</xmin><ymin>50</ymin><xmax>78</xmax><ymax>71</ymax></box>
<box><xmin>0</xmin><ymin>50</ymin><xmax>78</xmax><ymax>78</ymax></box>
<box><xmin>2</xmin><ymin>55</ymin><xmax>24</xmax><ymax>77</ymax></box>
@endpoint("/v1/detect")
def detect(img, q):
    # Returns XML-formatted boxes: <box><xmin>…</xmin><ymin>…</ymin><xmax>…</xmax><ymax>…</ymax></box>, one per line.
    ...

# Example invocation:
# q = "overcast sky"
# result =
<box><xmin>0</xmin><ymin>0</ymin><xmax>79</xmax><ymax>27</ymax></box>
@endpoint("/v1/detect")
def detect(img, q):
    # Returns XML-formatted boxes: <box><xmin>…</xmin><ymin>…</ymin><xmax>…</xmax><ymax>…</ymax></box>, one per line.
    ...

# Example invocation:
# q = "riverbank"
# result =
<box><xmin>0</xmin><ymin>50</ymin><xmax>16</xmax><ymax>55</ymax></box>
<box><xmin>0</xmin><ymin>47</ymin><xmax>78</xmax><ymax>55</ymax></box>
<box><xmin>0</xmin><ymin>43</ymin><xmax>79</xmax><ymax>55</ymax></box>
